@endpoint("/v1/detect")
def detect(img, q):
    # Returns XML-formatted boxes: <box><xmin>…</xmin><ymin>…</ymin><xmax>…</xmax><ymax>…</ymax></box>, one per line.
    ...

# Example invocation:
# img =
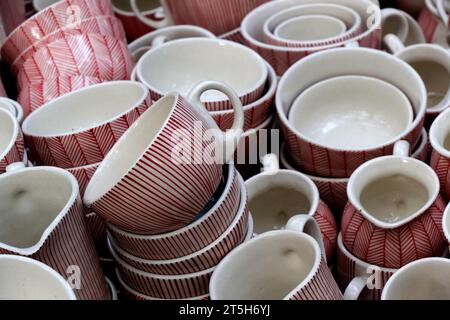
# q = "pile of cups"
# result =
<box><xmin>0</xmin><ymin>0</ymin><xmax>133</xmax><ymax>116</ymax></box>
<box><xmin>76</xmin><ymin>81</ymin><xmax>253</xmax><ymax>300</ymax></box>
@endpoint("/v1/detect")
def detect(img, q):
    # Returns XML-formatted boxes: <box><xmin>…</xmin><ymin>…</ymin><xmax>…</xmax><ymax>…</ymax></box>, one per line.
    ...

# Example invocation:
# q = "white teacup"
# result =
<box><xmin>385</xmin><ymin>34</ymin><xmax>450</xmax><ymax>116</ymax></box>
<box><xmin>382</xmin><ymin>258</ymin><xmax>450</xmax><ymax>300</ymax></box>
<box><xmin>288</xmin><ymin>75</ymin><xmax>414</xmax><ymax>151</ymax></box>
<box><xmin>274</xmin><ymin>15</ymin><xmax>347</xmax><ymax>42</ymax></box>
<box><xmin>0</xmin><ymin>255</ymin><xmax>76</xmax><ymax>300</ymax></box>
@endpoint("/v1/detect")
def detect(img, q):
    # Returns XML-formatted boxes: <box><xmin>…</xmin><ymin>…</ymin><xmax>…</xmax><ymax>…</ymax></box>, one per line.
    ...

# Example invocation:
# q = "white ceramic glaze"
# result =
<box><xmin>381</xmin><ymin>8</ymin><xmax>425</xmax><ymax>46</ymax></box>
<box><xmin>0</xmin><ymin>109</ymin><xmax>21</xmax><ymax>165</ymax></box>
<box><xmin>430</xmin><ymin>108</ymin><xmax>450</xmax><ymax>158</ymax></box>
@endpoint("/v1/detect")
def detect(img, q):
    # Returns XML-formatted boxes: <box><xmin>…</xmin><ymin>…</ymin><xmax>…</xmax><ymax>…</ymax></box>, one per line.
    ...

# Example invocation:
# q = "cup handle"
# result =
<box><xmin>187</xmin><ymin>81</ymin><xmax>244</xmax><ymax>163</ymax></box>
<box><xmin>343</xmin><ymin>276</ymin><xmax>370</xmax><ymax>300</ymax></box>
<box><xmin>130</xmin><ymin>0</ymin><xmax>173</xmax><ymax>29</ymax></box>
<box><xmin>436</xmin><ymin>0</ymin><xmax>449</xmax><ymax>24</ymax></box>
<box><xmin>384</xmin><ymin>34</ymin><xmax>406</xmax><ymax>54</ymax></box>
<box><xmin>286</xmin><ymin>215</ymin><xmax>327</xmax><ymax>264</ymax></box>
<box><xmin>393</xmin><ymin>140</ymin><xmax>411</xmax><ymax>157</ymax></box>
<box><xmin>261</xmin><ymin>154</ymin><xmax>280</xmax><ymax>175</ymax></box>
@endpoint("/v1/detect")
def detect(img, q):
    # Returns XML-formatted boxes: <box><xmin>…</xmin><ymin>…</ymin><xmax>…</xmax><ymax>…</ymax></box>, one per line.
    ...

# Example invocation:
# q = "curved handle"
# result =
<box><xmin>6</xmin><ymin>162</ymin><xmax>26</xmax><ymax>173</ymax></box>
<box><xmin>380</xmin><ymin>9</ymin><xmax>409</xmax><ymax>43</ymax></box>
<box><xmin>130</xmin><ymin>0</ymin><xmax>173</xmax><ymax>29</ymax></box>
<box><xmin>0</xmin><ymin>99</ymin><xmax>16</xmax><ymax>118</ymax></box>
<box><xmin>131</xmin><ymin>46</ymin><xmax>151</xmax><ymax>64</ymax></box>
<box><xmin>286</xmin><ymin>215</ymin><xmax>327</xmax><ymax>264</ymax></box>
<box><xmin>261</xmin><ymin>154</ymin><xmax>280</xmax><ymax>175</ymax></box>
<box><xmin>436</xmin><ymin>0</ymin><xmax>449</xmax><ymax>24</ymax></box>
<box><xmin>344</xmin><ymin>276</ymin><xmax>370</xmax><ymax>300</ymax></box>
<box><xmin>187</xmin><ymin>81</ymin><xmax>244</xmax><ymax>163</ymax></box>
<box><xmin>393</xmin><ymin>140</ymin><xmax>411</xmax><ymax>157</ymax></box>
<box><xmin>383</xmin><ymin>34</ymin><xmax>405</xmax><ymax>54</ymax></box>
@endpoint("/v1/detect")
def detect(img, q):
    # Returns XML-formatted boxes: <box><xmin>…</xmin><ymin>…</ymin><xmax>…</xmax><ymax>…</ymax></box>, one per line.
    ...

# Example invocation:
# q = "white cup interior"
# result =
<box><xmin>137</xmin><ymin>38</ymin><xmax>267</xmax><ymax>103</ymax></box>
<box><xmin>0</xmin><ymin>255</ymin><xmax>75</xmax><ymax>300</ymax></box>
<box><xmin>288</xmin><ymin>75</ymin><xmax>414</xmax><ymax>151</ymax></box>
<box><xmin>0</xmin><ymin>168</ymin><xmax>76</xmax><ymax>253</ymax></box>
<box><xmin>22</xmin><ymin>82</ymin><xmax>147</xmax><ymax>137</ymax></box>
<box><xmin>430</xmin><ymin>109</ymin><xmax>450</xmax><ymax>157</ymax></box>
<box><xmin>112</xmin><ymin>0</ymin><xmax>161</xmax><ymax>13</ymax></box>
<box><xmin>0</xmin><ymin>100</ymin><xmax>16</xmax><ymax>118</ymax></box>
<box><xmin>246</xmin><ymin>170</ymin><xmax>318</xmax><ymax>234</ymax></box>
<box><xmin>348</xmin><ymin>156</ymin><xmax>439</xmax><ymax>228</ymax></box>
<box><xmin>383</xmin><ymin>258</ymin><xmax>450</xmax><ymax>300</ymax></box>
<box><xmin>211</xmin><ymin>231</ymin><xmax>320</xmax><ymax>300</ymax></box>
<box><xmin>274</xmin><ymin>15</ymin><xmax>347</xmax><ymax>42</ymax></box>
<box><xmin>0</xmin><ymin>109</ymin><xmax>17</xmax><ymax>161</ymax></box>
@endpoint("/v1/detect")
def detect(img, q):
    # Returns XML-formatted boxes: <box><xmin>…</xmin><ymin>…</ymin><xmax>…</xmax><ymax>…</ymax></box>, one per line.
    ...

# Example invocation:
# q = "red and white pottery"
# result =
<box><xmin>0</xmin><ymin>109</ymin><xmax>25</xmax><ymax>174</ymax></box>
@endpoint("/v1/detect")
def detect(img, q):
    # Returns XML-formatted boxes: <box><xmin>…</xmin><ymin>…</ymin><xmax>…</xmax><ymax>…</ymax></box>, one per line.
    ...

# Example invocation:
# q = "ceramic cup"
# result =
<box><xmin>67</xmin><ymin>163</ymin><xmax>101</xmax><ymax>198</ymax></box>
<box><xmin>106</xmin><ymin>163</ymin><xmax>242</xmax><ymax>260</ymax></box>
<box><xmin>245</xmin><ymin>154</ymin><xmax>337</xmax><ymax>262</ymax></box>
<box><xmin>241</xmin><ymin>0</ymin><xmax>382</xmax><ymax>76</ymax></box>
<box><xmin>0</xmin><ymin>255</ymin><xmax>76</xmax><ymax>300</ymax></box>
<box><xmin>263</xmin><ymin>3</ymin><xmax>362</xmax><ymax>48</ymax></box>
<box><xmin>381</xmin><ymin>258</ymin><xmax>450</xmax><ymax>300</ymax></box>
<box><xmin>210</xmin><ymin>216</ymin><xmax>342</xmax><ymax>300</ymax></box>
<box><xmin>83</xmin><ymin>81</ymin><xmax>244</xmax><ymax>235</ymax></box>
<box><xmin>381</xmin><ymin>8</ymin><xmax>426</xmax><ymax>47</ymax></box>
<box><xmin>0</xmin><ymin>164</ymin><xmax>110</xmax><ymax>300</ymax></box>
<box><xmin>0</xmin><ymin>97</ymin><xmax>24</xmax><ymax>124</ymax></box>
<box><xmin>128</xmin><ymin>25</ymin><xmax>215</xmax><ymax>64</ymax></box>
<box><xmin>0</xmin><ymin>109</ymin><xmax>25</xmax><ymax>174</ymax></box>
<box><xmin>277</xmin><ymin>48</ymin><xmax>427</xmax><ymax>178</ymax></box>
<box><xmin>443</xmin><ymin>203</ymin><xmax>450</xmax><ymax>250</ymax></box>
<box><xmin>342</xmin><ymin>141</ymin><xmax>447</xmax><ymax>269</ymax></box>
<box><xmin>219</xmin><ymin>28</ymin><xmax>247</xmax><ymax>45</ymax></box>
<box><xmin>130</xmin><ymin>0</ymin><xmax>268</xmax><ymax>36</ymax></box>
<box><xmin>336</xmin><ymin>234</ymin><xmax>396</xmax><ymax>301</ymax></box>
<box><xmin>136</xmin><ymin>38</ymin><xmax>268</xmax><ymax>112</ymax></box>
<box><xmin>384</xmin><ymin>34</ymin><xmax>450</xmax><ymax>119</ymax></box>
<box><xmin>288</xmin><ymin>75</ymin><xmax>414</xmax><ymax>153</ymax></box>
<box><xmin>22</xmin><ymin>81</ymin><xmax>151</xmax><ymax>168</ymax></box>
<box><xmin>107</xmin><ymin>183</ymin><xmax>251</xmax><ymax>275</ymax></box>
<box><xmin>11</xmin><ymin>16</ymin><xmax>127</xmax><ymax>75</ymax></box>
<box><xmin>16</xmin><ymin>33</ymin><xmax>133</xmax><ymax>91</ymax></box>
<box><xmin>1</xmin><ymin>0</ymin><xmax>115</xmax><ymax>64</ymax></box>
<box><xmin>430</xmin><ymin>108</ymin><xmax>450</xmax><ymax>200</ymax></box>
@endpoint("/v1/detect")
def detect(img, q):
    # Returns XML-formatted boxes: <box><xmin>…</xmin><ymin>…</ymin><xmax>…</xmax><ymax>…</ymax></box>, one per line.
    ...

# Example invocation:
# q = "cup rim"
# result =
<box><xmin>287</xmin><ymin>75</ymin><xmax>414</xmax><ymax>152</ymax></box>
<box><xmin>276</xmin><ymin>47</ymin><xmax>427</xmax><ymax>154</ymax></box>
<box><xmin>0</xmin><ymin>254</ymin><xmax>77</xmax><ymax>300</ymax></box>
<box><xmin>22</xmin><ymin>81</ymin><xmax>148</xmax><ymax>139</ymax></box>
<box><xmin>381</xmin><ymin>257</ymin><xmax>450</xmax><ymax>300</ymax></box>
<box><xmin>430</xmin><ymin>107</ymin><xmax>450</xmax><ymax>158</ymax></box>
<box><xmin>264</xmin><ymin>3</ymin><xmax>361</xmax><ymax>46</ymax></box>
<box><xmin>241</xmin><ymin>0</ymin><xmax>380</xmax><ymax>52</ymax></box>
<box><xmin>347</xmin><ymin>155</ymin><xmax>440</xmax><ymax>229</ymax></box>
<box><xmin>443</xmin><ymin>203</ymin><xmax>450</xmax><ymax>242</ymax></box>
<box><xmin>136</xmin><ymin>38</ymin><xmax>268</xmax><ymax>104</ymax></box>
<box><xmin>0</xmin><ymin>166</ymin><xmax>79</xmax><ymax>256</ymax></box>
<box><xmin>106</xmin><ymin>163</ymin><xmax>237</xmax><ymax>241</ymax></box>
<box><xmin>67</xmin><ymin>162</ymin><xmax>101</xmax><ymax>173</ymax></box>
<box><xmin>210</xmin><ymin>230</ymin><xmax>323</xmax><ymax>300</ymax></box>
<box><xmin>0</xmin><ymin>108</ymin><xmax>20</xmax><ymax>162</ymax></box>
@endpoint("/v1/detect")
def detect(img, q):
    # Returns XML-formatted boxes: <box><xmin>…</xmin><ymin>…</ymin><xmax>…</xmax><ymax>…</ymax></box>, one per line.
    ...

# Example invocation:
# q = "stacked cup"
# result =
<box><xmin>82</xmin><ymin>81</ymin><xmax>253</xmax><ymax>300</ymax></box>
<box><xmin>239</xmin><ymin>0</ymin><xmax>383</xmax><ymax>76</ymax></box>
<box><xmin>0</xmin><ymin>0</ymin><xmax>133</xmax><ymax>116</ymax></box>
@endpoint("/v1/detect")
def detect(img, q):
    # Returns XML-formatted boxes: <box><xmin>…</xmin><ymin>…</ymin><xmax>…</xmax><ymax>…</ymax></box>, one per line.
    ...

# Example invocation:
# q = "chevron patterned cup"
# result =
<box><xmin>342</xmin><ymin>141</ymin><xmax>447</xmax><ymax>269</ymax></box>
<box><xmin>0</xmin><ymin>109</ymin><xmax>25</xmax><ymax>174</ymax></box>
<box><xmin>430</xmin><ymin>108</ymin><xmax>450</xmax><ymax>201</ymax></box>
<box><xmin>21</xmin><ymin>81</ymin><xmax>151</xmax><ymax>169</ymax></box>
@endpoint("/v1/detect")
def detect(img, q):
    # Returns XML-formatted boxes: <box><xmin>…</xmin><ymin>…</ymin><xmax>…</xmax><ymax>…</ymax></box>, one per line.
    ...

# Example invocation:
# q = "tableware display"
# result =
<box><xmin>381</xmin><ymin>8</ymin><xmax>426</xmax><ymax>46</ymax></box>
<box><xmin>263</xmin><ymin>3</ymin><xmax>362</xmax><ymax>48</ymax></box>
<box><xmin>136</xmin><ymin>38</ymin><xmax>268</xmax><ymax>112</ymax></box>
<box><xmin>0</xmin><ymin>109</ymin><xmax>25</xmax><ymax>173</ymax></box>
<box><xmin>22</xmin><ymin>81</ymin><xmax>151</xmax><ymax>168</ymax></box>
<box><xmin>381</xmin><ymin>257</ymin><xmax>450</xmax><ymax>300</ymax></box>
<box><xmin>84</xmin><ymin>81</ymin><xmax>244</xmax><ymax>235</ymax></box>
<box><xmin>0</xmin><ymin>164</ymin><xmax>110</xmax><ymax>300</ymax></box>
<box><xmin>246</xmin><ymin>154</ymin><xmax>337</xmax><ymax>262</ymax></box>
<box><xmin>241</xmin><ymin>0</ymin><xmax>382</xmax><ymax>76</ymax></box>
<box><xmin>210</xmin><ymin>216</ymin><xmax>342</xmax><ymax>300</ymax></box>
<box><xmin>277</xmin><ymin>48</ymin><xmax>426</xmax><ymax>178</ymax></box>
<box><xmin>107</xmin><ymin>163</ymin><xmax>241</xmax><ymax>260</ymax></box>
<box><xmin>430</xmin><ymin>108</ymin><xmax>450</xmax><ymax>199</ymax></box>
<box><xmin>384</xmin><ymin>35</ymin><xmax>450</xmax><ymax>120</ymax></box>
<box><xmin>342</xmin><ymin>141</ymin><xmax>447</xmax><ymax>268</ymax></box>
<box><xmin>0</xmin><ymin>255</ymin><xmax>76</xmax><ymax>300</ymax></box>
<box><xmin>130</xmin><ymin>0</ymin><xmax>268</xmax><ymax>35</ymax></box>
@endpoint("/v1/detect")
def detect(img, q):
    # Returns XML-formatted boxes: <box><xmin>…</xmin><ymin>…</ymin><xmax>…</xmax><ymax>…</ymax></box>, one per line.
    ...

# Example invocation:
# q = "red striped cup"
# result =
<box><xmin>85</xmin><ymin>212</ymin><xmax>108</xmax><ymax>257</ymax></box>
<box><xmin>84</xmin><ymin>81</ymin><xmax>245</xmax><ymax>235</ymax></box>
<box><xmin>136</xmin><ymin>38</ymin><xmax>268</xmax><ymax>112</ymax></box>
<box><xmin>0</xmin><ymin>109</ymin><xmax>25</xmax><ymax>173</ymax></box>
<box><xmin>11</xmin><ymin>16</ymin><xmax>127</xmax><ymax>75</ymax></box>
<box><xmin>18</xmin><ymin>76</ymin><xmax>104</xmax><ymax>116</ymax></box>
<box><xmin>67</xmin><ymin>163</ymin><xmax>100</xmax><ymax>198</ymax></box>
<box><xmin>430</xmin><ymin>108</ymin><xmax>450</xmax><ymax>200</ymax></box>
<box><xmin>16</xmin><ymin>33</ymin><xmax>133</xmax><ymax>91</ymax></box>
<box><xmin>0</xmin><ymin>164</ymin><xmax>110</xmax><ymax>300</ymax></box>
<box><xmin>1</xmin><ymin>0</ymin><xmax>115</xmax><ymax>64</ymax></box>
<box><xmin>22</xmin><ymin>81</ymin><xmax>151</xmax><ymax>168</ymax></box>
<box><xmin>442</xmin><ymin>203</ymin><xmax>450</xmax><ymax>252</ymax></box>
<box><xmin>107</xmin><ymin>179</ymin><xmax>250</xmax><ymax>275</ymax></box>
<box><xmin>210</xmin><ymin>217</ymin><xmax>343</xmax><ymax>300</ymax></box>
<box><xmin>107</xmin><ymin>163</ymin><xmax>241</xmax><ymax>260</ymax></box>
<box><xmin>219</xmin><ymin>28</ymin><xmax>247</xmax><ymax>45</ymax></box>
